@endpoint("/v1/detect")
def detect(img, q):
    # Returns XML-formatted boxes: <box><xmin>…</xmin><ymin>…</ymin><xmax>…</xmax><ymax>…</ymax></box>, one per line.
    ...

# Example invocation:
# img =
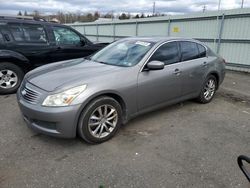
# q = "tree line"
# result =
<box><xmin>17</xmin><ymin>10</ymin><xmax>166</xmax><ymax>23</ymax></box>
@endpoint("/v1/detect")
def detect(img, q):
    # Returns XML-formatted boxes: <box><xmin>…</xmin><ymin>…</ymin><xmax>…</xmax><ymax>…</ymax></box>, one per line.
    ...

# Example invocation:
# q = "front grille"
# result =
<box><xmin>21</xmin><ymin>86</ymin><xmax>40</xmax><ymax>104</ymax></box>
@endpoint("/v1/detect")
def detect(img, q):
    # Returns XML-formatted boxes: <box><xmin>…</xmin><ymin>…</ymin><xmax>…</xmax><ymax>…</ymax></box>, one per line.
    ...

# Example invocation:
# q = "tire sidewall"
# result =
<box><xmin>0</xmin><ymin>63</ymin><xmax>24</xmax><ymax>94</ymax></box>
<box><xmin>78</xmin><ymin>96</ymin><xmax>123</xmax><ymax>144</ymax></box>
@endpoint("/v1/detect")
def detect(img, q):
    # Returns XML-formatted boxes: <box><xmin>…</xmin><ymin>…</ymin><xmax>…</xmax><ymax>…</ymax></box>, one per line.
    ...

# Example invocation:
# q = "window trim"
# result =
<box><xmin>140</xmin><ymin>39</ymin><xmax>208</xmax><ymax>72</ymax></box>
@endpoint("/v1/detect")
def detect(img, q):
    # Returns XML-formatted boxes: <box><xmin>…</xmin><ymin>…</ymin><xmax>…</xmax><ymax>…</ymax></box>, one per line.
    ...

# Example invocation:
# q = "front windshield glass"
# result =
<box><xmin>90</xmin><ymin>39</ymin><xmax>155</xmax><ymax>67</ymax></box>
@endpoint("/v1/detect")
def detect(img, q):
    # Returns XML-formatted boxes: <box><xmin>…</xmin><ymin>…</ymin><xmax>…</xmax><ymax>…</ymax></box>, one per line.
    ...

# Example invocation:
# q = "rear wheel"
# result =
<box><xmin>0</xmin><ymin>62</ymin><xmax>24</xmax><ymax>94</ymax></box>
<box><xmin>196</xmin><ymin>75</ymin><xmax>217</xmax><ymax>104</ymax></box>
<box><xmin>78</xmin><ymin>96</ymin><xmax>123</xmax><ymax>144</ymax></box>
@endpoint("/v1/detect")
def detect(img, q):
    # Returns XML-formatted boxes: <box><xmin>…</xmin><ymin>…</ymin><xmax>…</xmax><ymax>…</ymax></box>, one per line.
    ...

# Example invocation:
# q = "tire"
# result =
<box><xmin>196</xmin><ymin>75</ymin><xmax>217</xmax><ymax>104</ymax></box>
<box><xmin>77</xmin><ymin>96</ymin><xmax>123</xmax><ymax>144</ymax></box>
<box><xmin>0</xmin><ymin>62</ymin><xmax>24</xmax><ymax>94</ymax></box>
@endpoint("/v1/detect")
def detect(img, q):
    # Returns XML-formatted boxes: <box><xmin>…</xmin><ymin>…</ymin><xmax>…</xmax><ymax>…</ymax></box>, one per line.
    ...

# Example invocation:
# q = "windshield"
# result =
<box><xmin>90</xmin><ymin>40</ymin><xmax>155</xmax><ymax>67</ymax></box>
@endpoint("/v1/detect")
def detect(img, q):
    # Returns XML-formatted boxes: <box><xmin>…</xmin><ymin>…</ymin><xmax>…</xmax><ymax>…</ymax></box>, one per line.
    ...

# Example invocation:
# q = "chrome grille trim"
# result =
<box><xmin>21</xmin><ymin>85</ymin><xmax>41</xmax><ymax>104</ymax></box>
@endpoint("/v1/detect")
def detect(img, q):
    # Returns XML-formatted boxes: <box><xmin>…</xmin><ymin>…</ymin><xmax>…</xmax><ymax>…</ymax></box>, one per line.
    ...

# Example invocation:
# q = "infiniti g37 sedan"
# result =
<box><xmin>17</xmin><ymin>37</ymin><xmax>226</xmax><ymax>143</ymax></box>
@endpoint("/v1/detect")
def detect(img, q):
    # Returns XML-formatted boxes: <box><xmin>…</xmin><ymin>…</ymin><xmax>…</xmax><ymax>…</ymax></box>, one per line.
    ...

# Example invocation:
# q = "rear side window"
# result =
<box><xmin>8</xmin><ymin>23</ymin><xmax>25</xmax><ymax>42</ymax></box>
<box><xmin>180</xmin><ymin>41</ymin><xmax>199</xmax><ymax>61</ymax></box>
<box><xmin>149</xmin><ymin>42</ymin><xmax>180</xmax><ymax>65</ymax></box>
<box><xmin>22</xmin><ymin>24</ymin><xmax>47</xmax><ymax>43</ymax></box>
<box><xmin>197</xmin><ymin>44</ymin><xmax>206</xmax><ymax>58</ymax></box>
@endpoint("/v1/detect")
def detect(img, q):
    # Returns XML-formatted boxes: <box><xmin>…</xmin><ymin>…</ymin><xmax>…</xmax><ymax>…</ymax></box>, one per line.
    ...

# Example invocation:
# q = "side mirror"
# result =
<box><xmin>147</xmin><ymin>61</ymin><xmax>165</xmax><ymax>70</ymax></box>
<box><xmin>80</xmin><ymin>38</ymin><xmax>86</xmax><ymax>46</ymax></box>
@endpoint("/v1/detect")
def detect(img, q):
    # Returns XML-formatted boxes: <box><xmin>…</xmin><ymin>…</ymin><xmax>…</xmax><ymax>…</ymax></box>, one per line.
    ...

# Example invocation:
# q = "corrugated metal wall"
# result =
<box><xmin>68</xmin><ymin>8</ymin><xmax>250</xmax><ymax>72</ymax></box>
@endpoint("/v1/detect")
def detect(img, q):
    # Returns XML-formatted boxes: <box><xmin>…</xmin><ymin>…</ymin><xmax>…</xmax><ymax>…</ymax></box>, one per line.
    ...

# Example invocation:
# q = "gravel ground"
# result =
<box><xmin>0</xmin><ymin>72</ymin><xmax>250</xmax><ymax>188</ymax></box>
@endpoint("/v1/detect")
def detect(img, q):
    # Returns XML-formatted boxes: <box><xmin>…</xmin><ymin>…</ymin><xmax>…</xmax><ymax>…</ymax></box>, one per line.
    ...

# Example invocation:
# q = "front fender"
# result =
<box><xmin>0</xmin><ymin>50</ymin><xmax>30</xmax><ymax>65</ymax></box>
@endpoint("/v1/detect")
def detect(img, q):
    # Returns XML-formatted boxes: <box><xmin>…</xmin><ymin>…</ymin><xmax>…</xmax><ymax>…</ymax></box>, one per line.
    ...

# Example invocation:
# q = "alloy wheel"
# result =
<box><xmin>88</xmin><ymin>104</ymin><xmax>118</xmax><ymax>138</ymax></box>
<box><xmin>0</xmin><ymin>69</ymin><xmax>18</xmax><ymax>89</ymax></box>
<box><xmin>203</xmin><ymin>78</ymin><xmax>216</xmax><ymax>101</ymax></box>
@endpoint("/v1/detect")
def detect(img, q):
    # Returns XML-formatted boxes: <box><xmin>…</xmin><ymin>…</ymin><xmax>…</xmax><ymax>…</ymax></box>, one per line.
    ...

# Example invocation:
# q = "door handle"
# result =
<box><xmin>174</xmin><ymin>68</ymin><xmax>182</xmax><ymax>75</ymax></box>
<box><xmin>56</xmin><ymin>46</ymin><xmax>62</xmax><ymax>50</ymax></box>
<box><xmin>203</xmin><ymin>61</ymin><xmax>208</xmax><ymax>67</ymax></box>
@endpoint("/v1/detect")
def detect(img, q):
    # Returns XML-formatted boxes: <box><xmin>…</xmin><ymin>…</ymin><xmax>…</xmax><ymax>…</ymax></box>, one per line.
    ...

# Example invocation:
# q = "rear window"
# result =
<box><xmin>8</xmin><ymin>23</ymin><xmax>47</xmax><ymax>43</ymax></box>
<box><xmin>8</xmin><ymin>23</ymin><xmax>25</xmax><ymax>42</ymax></box>
<box><xmin>180</xmin><ymin>41</ymin><xmax>199</xmax><ymax>61</ymax></box>
<box><xmin>197</xmin><ymin>44</ymin><xmax>206</xmax><ymax>58</ymax></box>
<box><xmin>22</xmin><ymin>24</ymin><xmax>47</xmax><ymax>43</ymax></box>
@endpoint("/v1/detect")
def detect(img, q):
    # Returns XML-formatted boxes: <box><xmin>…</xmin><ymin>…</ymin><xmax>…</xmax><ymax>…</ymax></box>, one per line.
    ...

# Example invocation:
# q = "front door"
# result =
<box><xmin>50</xmin><ymin>26</ymin><xmax>94</xmax><ymax>62</ymax></box>
<box><xmin>137</xmin><ymin>41</ymin><xmax>182</xmax><ymax>111</ymax></box>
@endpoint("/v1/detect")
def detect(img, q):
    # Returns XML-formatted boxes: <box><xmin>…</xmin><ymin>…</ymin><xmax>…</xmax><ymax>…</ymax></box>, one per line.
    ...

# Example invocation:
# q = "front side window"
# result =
<box><xmin>90</xmin><ymin>40</ymin><xmax>154</xmax><ymax>67</ymax></box>
<box><xmin>149</xmin><ymin>42</ymin><xmax>180</xmax><ymax>65</ymax></box>
<box><xmin>53</xmin><ymin>27</ymin><xmax>80</xmax><ymax>45</ymax></box>
<box><xmin>22</xmin><ymin>24</ymin><xmax>47</xmax><ymax>43</ymax></box>
<box><xmin>180</xmin><ymin>41</ymin><xmax>199</xmax><ymax>61</ymax></box>
<box><xmin>8</xmin><ymin>23</ymin><xmax>25</xmax><ymax>42</ymax></box>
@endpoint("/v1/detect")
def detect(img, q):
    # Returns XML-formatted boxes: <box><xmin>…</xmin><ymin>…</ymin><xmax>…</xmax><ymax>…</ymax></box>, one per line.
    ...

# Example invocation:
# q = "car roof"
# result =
<box><xmin>0</xmin><ymin>17</ymin><xmax>66</xmax><ymax>27</ymax></box>
<box><xmin>123</xmin><ymin>36</ymin><xmax>201</xmax><ymax>43</ymax></box>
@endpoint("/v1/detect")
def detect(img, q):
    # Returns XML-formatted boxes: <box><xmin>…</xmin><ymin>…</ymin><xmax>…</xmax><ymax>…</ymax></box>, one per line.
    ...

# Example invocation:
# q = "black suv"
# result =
<box><xmin>0</xmin><ymin>16</ymin><xmax>108</xmax><ymax>94</ymax></box>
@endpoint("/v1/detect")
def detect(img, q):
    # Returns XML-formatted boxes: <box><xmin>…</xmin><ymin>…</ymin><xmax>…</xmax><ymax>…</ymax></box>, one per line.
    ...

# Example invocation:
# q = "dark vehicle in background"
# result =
<box><xmin>0</xmin><ymin>15</ymin><xmax>108</xmax><ymax>94</ymax></box>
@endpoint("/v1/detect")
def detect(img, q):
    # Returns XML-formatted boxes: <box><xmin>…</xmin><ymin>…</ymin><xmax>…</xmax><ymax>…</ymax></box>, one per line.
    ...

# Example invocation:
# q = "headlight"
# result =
<box><xmin>42</xmin><ymin>85</ymin><xmax>87</xmax><ymax>107</ymax></box>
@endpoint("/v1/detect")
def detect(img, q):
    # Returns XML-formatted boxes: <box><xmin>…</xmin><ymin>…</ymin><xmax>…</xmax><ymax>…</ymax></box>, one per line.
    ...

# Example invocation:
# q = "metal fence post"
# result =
<box><xmin>96</xmin><ymin>24</ymin><xmax>99</xmax><ymax>42</ymax></box>
<box><xmin>136</xmin><ymin>21</ymin><xmax>138</xmax><ymax>36</ymax></box>
<box><xmin>167</xmin><ymin>18</ymin><xmax>171</xmax><ymax>36</ymax></box>
<box><xmin>217</xmin><ymin>14</ymin><xmax>225</xmax><ymax>54</ymax></box>
<box><xmin>113</xmin><ymin>23</ymin><xmax>116</xmax><ymax>41</ymax></box>
<box><xmin>83</xmin><ymin>25</ymin><xmax>86</xmax><ymax>35</ymax></box>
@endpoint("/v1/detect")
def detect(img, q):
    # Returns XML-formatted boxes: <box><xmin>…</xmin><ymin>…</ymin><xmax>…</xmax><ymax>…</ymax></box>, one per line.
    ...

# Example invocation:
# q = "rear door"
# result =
<box><xmin>137</xmin><ymin>41</ymin><xmax>182</xmax><ymax>111</ymax></box>
<box><xmin>177</xmin><ymin>41</ymin><xmax>208</xmax><ymax>96</ymax></box>
<box><xmin>5</xmin><ymin>22</ymin><xmax>51</xmax><ymax>67</ymax></box>
<box><xmin>50</xmin><ymin>26</ymin><xmax>95</xmax><ymax>62</ymax></box>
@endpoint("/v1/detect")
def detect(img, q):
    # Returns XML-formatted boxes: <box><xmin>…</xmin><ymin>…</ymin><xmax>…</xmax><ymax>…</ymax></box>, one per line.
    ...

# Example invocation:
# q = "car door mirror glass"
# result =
<box><xmin>80</xmin><ymin>38</ymin><xmax>86</xmax><ymax>46</ymax></box>
<box><xmin>147</xmin><ymin>61</ymin><xmax>165</xmax><ymax>70</ymax></box>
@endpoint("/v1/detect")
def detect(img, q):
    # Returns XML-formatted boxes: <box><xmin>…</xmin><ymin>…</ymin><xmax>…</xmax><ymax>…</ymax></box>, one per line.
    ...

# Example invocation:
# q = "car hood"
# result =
<box><xmin>26</xmin><ymin>58</ymin><xmax>123</xmax><ymax>92</ymax></box>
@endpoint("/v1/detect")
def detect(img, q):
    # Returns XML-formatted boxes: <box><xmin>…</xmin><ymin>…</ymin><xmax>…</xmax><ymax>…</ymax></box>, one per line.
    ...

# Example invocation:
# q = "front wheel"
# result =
<box><xmin>196</xmin><ymin>75</ymin><xmax>217</xmax><ymax>104</ymax></box>
<box><xmin>77</xmin><ymin>96</ymin><xmax>123</xmax><ymax>144</ymax></box>
<box><xmin>0</xmin><ymin>62</ymin><xmax>24</xmax><ymax>94</ymax></box>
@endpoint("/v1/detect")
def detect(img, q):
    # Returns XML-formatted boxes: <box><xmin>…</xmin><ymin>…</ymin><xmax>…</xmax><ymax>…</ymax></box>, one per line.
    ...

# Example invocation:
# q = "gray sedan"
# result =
<box><xmin>17</xmin><ymin>37</ymin><xmax>226</xmax><ymax>143</ymax></box>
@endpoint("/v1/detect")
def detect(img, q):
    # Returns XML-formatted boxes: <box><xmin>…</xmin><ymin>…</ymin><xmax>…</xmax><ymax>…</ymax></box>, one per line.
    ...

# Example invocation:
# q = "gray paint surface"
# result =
<box><xmin>68</xmin><ymin>8</ymin><xmax>250</xmax><ymax>72</ymax></box>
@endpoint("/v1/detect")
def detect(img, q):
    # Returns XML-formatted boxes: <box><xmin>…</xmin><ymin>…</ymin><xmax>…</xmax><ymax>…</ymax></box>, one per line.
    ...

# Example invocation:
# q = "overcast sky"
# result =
<box><xmin>0</xmin><ymin>0</ymin><xmax>249</xmax><ymax>15</ymax></box>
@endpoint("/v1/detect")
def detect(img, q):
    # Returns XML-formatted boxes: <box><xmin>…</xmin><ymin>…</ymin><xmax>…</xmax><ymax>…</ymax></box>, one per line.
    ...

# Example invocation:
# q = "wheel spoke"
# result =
<box><xmin>106</xmin><ymin>109</ymin><xmax>115</xmax><ymax>118</ymax></box>
<box><xmin>9</xmin><ymin>77</ymin><xmax>17</xmax><ymax>83</ymax></box>
<box><xmin>89</xmin><ymin>122</ymin><xmax>100</xmax><ymax>127</ymax></box>
<box><xmin>90</xmin><ymin>115</ymin><xmax>101</xmax><ymax>121</ymax></box>
<box><xmin>104</xmin><ymin>105</ymin><xmax>108</xmax><ymax>116</ymax></box>
<box><xmin>105</xmin><ymin>120</ymin><xmax>115</xmax><ymax>127</ymax></box>
<box><xmin>93</xmin><ymin>124</ymin><xmax>101</xmax><ymax>135</ymax></box>
<box><xmin>98</xmin><ymin>125</ymin><xmax>104</xmax><ymax>137</ymax></box>
<box><xmin>6</xmin><ymin>70</ymin><xmax>13</xmax><ymax>76</ymax></box>
<box><xmin>107</xmin><ymin>114</ymin><xmax>117</xmax><ymax>121</ymax></box>
<box><xmin>103</xmin><ymin>124</ymin><xmax>110</xmax><ymax>133</ymax></box>
<box><xmin>0</xmin><ymin>71</ymin><xmax>3</xmax><ymax>77</ymax></box>
<box><xmin>98</xmin><ymin>107</ymin><xmax>103</xmax><ymax>117</ymax></box>
<box><xmin>5</xmin><ymin>82</ymin><xmax>12</xmax><ymax>89</ymax></box>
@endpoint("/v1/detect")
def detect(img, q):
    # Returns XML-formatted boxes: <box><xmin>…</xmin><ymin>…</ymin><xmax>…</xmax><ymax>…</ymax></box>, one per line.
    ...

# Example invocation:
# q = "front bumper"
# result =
<box><xmin>17</xmin><ymin>88</ymin><xmax>82</xmax><ymax>138</ymax></box>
